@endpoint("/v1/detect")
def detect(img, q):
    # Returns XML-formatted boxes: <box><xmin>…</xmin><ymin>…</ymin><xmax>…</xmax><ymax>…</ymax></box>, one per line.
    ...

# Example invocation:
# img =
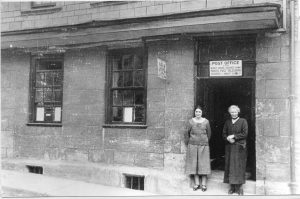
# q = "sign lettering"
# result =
<box><xmin>209</xmin><ymin>60</ymin><xmax>242</xmax><ymax>77</ymax></box>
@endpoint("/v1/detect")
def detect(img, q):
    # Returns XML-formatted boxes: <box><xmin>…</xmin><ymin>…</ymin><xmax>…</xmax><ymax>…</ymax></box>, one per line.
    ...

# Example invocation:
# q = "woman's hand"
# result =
<box><xmin>227</xmin><ymin>135</ymin><xmax>235</xmax><ymax>144</ymax></box>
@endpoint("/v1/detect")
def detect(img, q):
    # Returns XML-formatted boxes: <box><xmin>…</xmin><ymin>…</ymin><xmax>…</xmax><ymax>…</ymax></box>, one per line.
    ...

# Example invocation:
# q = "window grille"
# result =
<box><xmin>125</xmin><ymin>175</ymin><xmax>144</xmax><ymax>190</ymax></box>
<box><xmin>30</xmin><ymin>54</ymin><xmax>64</xmax><ymax>123</ymax></box>
<box><xmin>107</xmin><ymin>48</ymin><xmax>146</xmax><ymax>124</ymax></box>
<box><xmin>26</xmin><ymin>165</ymin><xmax>43</xmax><ymax>174</ymax></box>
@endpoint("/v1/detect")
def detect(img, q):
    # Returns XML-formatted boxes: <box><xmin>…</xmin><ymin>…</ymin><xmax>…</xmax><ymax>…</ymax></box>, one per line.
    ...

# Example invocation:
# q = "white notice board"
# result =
<box><xmin>123</xmin><ymin>107</ymin><xmax>133</xmax><ymax>123</ymax></box>
<box><xmin>157</xmin><ymin>58</ymin><xmax>167</xmax><ymax>79</ymax></box>
<box><xmin>209</xmin><ymin>60</ymin><xmax>242</xmax><ymax>77</ymax></box>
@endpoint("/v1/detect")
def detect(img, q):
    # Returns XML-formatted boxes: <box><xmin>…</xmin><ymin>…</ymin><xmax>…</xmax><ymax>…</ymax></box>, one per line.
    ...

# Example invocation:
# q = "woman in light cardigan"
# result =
<box><xmin>184</xmin><ymin>106</ymin><xmax>211</xmax><ymax>191</ymax></box>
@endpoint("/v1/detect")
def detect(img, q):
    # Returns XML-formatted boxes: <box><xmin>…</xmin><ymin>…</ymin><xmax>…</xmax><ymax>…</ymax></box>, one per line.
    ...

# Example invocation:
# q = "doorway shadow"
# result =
<box><xmin>197</xmin><ymin>78</ymin><xmax>256</xmax><ymax>181</ymax></box>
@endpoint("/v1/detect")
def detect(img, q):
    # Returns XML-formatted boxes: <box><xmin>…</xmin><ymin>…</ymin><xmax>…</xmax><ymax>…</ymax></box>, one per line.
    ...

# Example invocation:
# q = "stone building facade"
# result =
<box><xmin>1</xmin><ymin>0</ymin><xmax>300</xmax><ymax>195</ymax></box>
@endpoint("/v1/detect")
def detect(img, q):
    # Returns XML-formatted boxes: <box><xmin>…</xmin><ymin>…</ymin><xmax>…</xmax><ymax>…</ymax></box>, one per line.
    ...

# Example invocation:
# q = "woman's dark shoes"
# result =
<box><xmin>193</xmin><ymin>185</ymin><xmax>200</xmax><ymax>191</ymax></box>
<box><xmin>201</xmin><ymin>185</ymin><xmax>207</xmax><ymax>192</ymax></box>
<box><xmin>228</xmin><ymin>188</ymin><xmax>235</xmax><ymax>195</ymax></box>
<box><xmin>237</xmin><ymin>188</ymin><xmax>244</xmax><ymax>195</ymax></box>
<box><xmin>234</xmin><ymin>184</ymin><xmax>243</xmax><ymax>195</ymax></box>
<box><xmin>228</xmin><ymin>185</ymin><xmax>235</xmax><ymax>194</ymax></box>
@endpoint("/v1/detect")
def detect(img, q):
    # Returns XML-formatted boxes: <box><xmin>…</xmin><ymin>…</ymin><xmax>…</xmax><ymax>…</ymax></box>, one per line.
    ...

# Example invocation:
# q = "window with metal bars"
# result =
<box><xmin>30</xmin><ymin>54</ymin><xmax>63</xmax><ymax>123</ymax></box>
<box><xmin>26</xmin><ymin>165</ymin><xmax>43</xmax><ymax>174</ymax></box>
<box><xmin>125</xmin><ymin>175</ymin><xmax>144</xmax><ymax>190</ymax></box>
<box><xmin>106</xmin><ymin>48</ymin><xmax>146</xmax><ymax>124</ymax></box>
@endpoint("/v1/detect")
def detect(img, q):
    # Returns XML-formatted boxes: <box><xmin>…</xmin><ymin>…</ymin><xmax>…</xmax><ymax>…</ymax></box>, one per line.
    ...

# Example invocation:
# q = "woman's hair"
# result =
<box><xmin>228</xmin><ymin>105</ymin><xmax>240</xmax><ymax>113</ymax></box>
<box><xmin>194</xmin><ymin>105</ymin><xmax>203</xmax><ymax>111</ymax></box>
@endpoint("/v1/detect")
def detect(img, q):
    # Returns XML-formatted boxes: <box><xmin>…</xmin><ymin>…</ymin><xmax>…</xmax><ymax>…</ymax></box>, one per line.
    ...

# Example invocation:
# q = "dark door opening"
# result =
<box><xmin>197</xmin><ymin>78</ymin><xmax>256</xmax><ymax>180</ymax></box>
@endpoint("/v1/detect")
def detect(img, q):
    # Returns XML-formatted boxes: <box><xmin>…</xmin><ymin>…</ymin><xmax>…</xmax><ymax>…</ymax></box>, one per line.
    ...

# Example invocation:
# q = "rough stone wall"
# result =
<box><xmin>1</xmin><ymin>50</ymin><xmax>30</xmax><ymax>158</ymax></box>
<box><xmin>61</xmin><ymin>47</ymin><xmax>106</xmax><ymax>162</ymax></box>
<box><xmin>102</xmin><ymin>39</ymin><xmax>194</xmax><ymax>170</ymax></box>
<box><xmin>255</xmin><ymin>30</ymin><xmax>291</xmax><ymax>193</ymax></box>
<box><xmin>1</xmin><ymin>47</ymin><xmax>106</xmax><ymax>161</ymax></box>
<box><xmin>1</xmin><ymin>0</ymin><xmax>283</xmax><ymax>32</ymax></box>
<box><xmin>1</xmin><ymin>40</ymin><xmax>194</xmax><ymax>171</ymax></box>
<box><xmin>148</xmin><ymin>39</ymin><xmax>194</xmax><ymax>174</ymax></box>
<box><xmin>2</xmin><ymin>0</ymin><xmax>296</xmax><ymax>195</ymax></box>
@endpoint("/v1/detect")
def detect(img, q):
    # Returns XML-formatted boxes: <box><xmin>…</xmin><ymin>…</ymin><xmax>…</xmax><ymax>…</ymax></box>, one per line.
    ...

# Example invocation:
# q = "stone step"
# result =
<box><xmin>182</xmin><ymin>180</ymin><xmax>256</xmax><ymax>195</ymax></box>
<box><xmin>170</xmin><ymin>170</ymin><xmax>256</xmax><ymax>195</ymax></box>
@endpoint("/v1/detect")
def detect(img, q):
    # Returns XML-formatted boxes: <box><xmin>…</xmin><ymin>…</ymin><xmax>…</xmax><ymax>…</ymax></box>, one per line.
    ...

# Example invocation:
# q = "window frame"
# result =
<box><xmin>31</xmin><ymin>2</ymin><xmax>56</xmax><ymax>9</ymax></box>
<box><xmin>105</xmin><ymin>47</ymin><xmax>147</xmax><ymax>125</ymax></box>
<box><xmin>90</xmin><ymin>1</ymin><xmax>128</xmax><ymax>8</ymax></box>
<box><xmin>29</xmin><ymin>54</ymin><xmax>64</xmax><ymax>125</ymax></box>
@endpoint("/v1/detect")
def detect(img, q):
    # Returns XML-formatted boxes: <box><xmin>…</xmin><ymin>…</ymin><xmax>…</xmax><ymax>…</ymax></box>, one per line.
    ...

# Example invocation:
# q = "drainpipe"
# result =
<box><xmin>289</xmin><ymin>0</ymin><xmax>296</xmax><ymax>194</ymax></box>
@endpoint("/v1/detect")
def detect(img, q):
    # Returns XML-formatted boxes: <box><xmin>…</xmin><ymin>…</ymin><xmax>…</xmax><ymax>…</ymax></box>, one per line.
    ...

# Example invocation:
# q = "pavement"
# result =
<box><xmin>1</xmin><ymin>169</ymin><xmax>243</xmax><ymax>197</ymax></box>
<box><xmin>2</xmin><ymin>170</ymin><xmax>300</xmax><ymax>199</ymax></box>
<box><xmin>1</xmin><ymin>170</ymin><xmax>154</xmax><ymax>197</ymax></box>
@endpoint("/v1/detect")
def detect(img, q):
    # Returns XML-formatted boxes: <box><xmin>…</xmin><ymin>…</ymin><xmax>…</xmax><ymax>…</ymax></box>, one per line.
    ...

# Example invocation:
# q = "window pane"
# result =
<box><xmin>54</xmin><ymin>89</ymin><xmax>62</xmax><ymax>102</ymax></box>
<box><xmin>36</xmin><ymin>102</ymin><xmax>44</xmax><ymax>106</ymax></box>
<box><xmin>123</xmin><ymin>90</ymin><xmax>133</xmax><ymax>105</ymax></box>
<box><xmin>123</xmin><ymin>107</ymin><xmax>133</xmax><ymax>122</ymax></box>
<box><xmin>32</xmin><ymin>56</ymin><xmax>63</xmax><ymax>123</ymax></box>
<box><xmin>132</xmin><ymin>177</ymin><xmax>138</xmax><ymax>190</ymax></box>
<box><xmin>49</xmin><ymin>61</ymin><xmax>62</xmax><ymax>70</ymax></box>
<box><xmin>134</xmin><ymin>55</ymin><xmax>143</xmax><ymax>69</ymax></box>
<box><xmin>140</xmin><ymin>177</ymin><xmax>144</xmax><ymax>190</ymax></box>
<box><xmin>135</xmin><ymin>91</ymin><xmax>144</xmax><ymax>105</ymax></box>
<box><xmin>113</xmin><ymin>72</ymin><xmax>123</xmax><ymax>87</ymax></box>
<box><xmin>54</xmin><ymin>107</ymin><xmax>61</xmax><ymax>122</ymax></box>
<box><xmin>124</xmin><ymin>71</ymin><xmax>133</xmax><ymax>87</ymax></box>
<box><xmin>123</xmin><ymin>55</ymin><xmax>133</xmax><ymax>69</ymax></box>
<box><xmin>113</xmin><ymin>57</ymin><xmax>122</xmax><ymax>70</ymax></box>
<box><xmin>37</xmin><ymin>60</ymin><xmax>62</xmax><ymax>70</ymax></box>
<box><xmin>112</xmin><ymin>90</ymin><xmax>122</xmax><ymax>106</ymax></box>
<box><xmin>53</xmin><ymin>72</ymin><xmax>63</xmax><ymax>86</ymax></box>
<box><xmin>37</xmin><ymin>61</ymin><xmax>47</xmax><ymax>70</ymax></box>
<box><xmin>36</xmin><ymin>107</ymin><xmax>44</xmax><ymax>121</ymax></box>
<box><xmin>35</xmin><ymin>89</ymin><xmax>43</xmax><ymax>102</ymax></box>
<box><xmin>108</xmin><ymin>49</ymin><xmax>145</xmax><ymax>124</ymax></box>
<box><xmin>134</xmin><ymin>70</ymin><xmax>144</xmax><ymax>86</ymax></box>
<box><xmin>134</xmin><ymin>107</ymin><xmax>145</xmax><ymax>122</ymax></box>
<box><xmin>126</xmin><ymin>177</ymin><xmax>132</xmax><ymax>189</ymax></box>
<box><xmin>45</xmin><ymin>72</ymin><xmax>53</xmax><ymax>86</ymax></box>
<box><xmin>44</xmin><ymin>88</ymin><xmax>53</xmax><ymax>102</ymax></box>
<box><xmin>44</xmin><ymin>106</ymin><xmax>53</xmax><ymax>122</ymax></box>
<box><xmin>112</xmin><ymin>107</ymin><xmax>123</xmax><ymax>121</ymax></box>
<box><xmin>36</xmin><ymin>73</ymin><xmax>45</xmax><ymax>87</ymax></box>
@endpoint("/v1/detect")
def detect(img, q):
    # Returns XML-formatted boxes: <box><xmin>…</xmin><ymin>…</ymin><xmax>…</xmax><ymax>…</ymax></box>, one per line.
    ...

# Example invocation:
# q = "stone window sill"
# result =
<box><xmin>90</xmin><ymin>2</ymin><xmax>128</xmax><ymax>8</ymax></box>
<box><xmin>103</xmin><ymin>124</ymin><xmax>147</xmax><ymax>129</ymax></box>
<box><xmin>21</xmin><ymin>6</ymin><xmax>62</xmax><ymax>16</ymax></box>
<box><xmin>27</xmin><ymin>123</ymin><xmax>62</xmax><ymax>127</ymax></box>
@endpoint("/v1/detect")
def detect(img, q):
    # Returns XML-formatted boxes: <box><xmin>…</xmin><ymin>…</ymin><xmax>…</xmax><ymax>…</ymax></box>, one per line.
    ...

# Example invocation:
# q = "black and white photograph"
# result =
<box><xmin>1</xmin><ymin>0</ymin><xmax>300</xmax><ymax>198</ymax></box>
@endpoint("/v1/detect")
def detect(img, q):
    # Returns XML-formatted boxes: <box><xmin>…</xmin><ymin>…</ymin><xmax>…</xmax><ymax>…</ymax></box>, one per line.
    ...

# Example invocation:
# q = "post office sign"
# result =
<box><xmin>209</xmin><ymin>60</ymin><xmax>242</xmax><ymax>77</ymax></box>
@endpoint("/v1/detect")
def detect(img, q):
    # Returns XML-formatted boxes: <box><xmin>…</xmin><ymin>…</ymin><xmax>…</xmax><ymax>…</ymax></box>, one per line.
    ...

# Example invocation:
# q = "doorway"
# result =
<box><xmin>197</xmin><ymin>78</ymin><xmax>256</xmax><ymax>180</ymax></box>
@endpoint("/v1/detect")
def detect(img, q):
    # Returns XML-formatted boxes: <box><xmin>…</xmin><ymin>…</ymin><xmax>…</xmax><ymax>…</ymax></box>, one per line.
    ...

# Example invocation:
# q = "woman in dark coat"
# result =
<box><xmin>222</xmin><ymin>105</ymin><xmax>248</xmax><ymax>195</ymax></box>
<box><xmin>185</xmin><ymin>106</ymin><xmax>211</xmax><ymax>191</ymax></box>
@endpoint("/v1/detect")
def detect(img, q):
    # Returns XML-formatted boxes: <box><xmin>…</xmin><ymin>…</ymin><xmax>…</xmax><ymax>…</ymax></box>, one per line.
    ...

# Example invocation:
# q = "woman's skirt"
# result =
<box><xmin>223</xmin><ymin>144</ymin><xmax>247</xmax><ymax>184</ymax></box>
<box><xmin>185</xmin><ymin>144</ymin><xmax>211</xmax><ymax>175</ymax></box>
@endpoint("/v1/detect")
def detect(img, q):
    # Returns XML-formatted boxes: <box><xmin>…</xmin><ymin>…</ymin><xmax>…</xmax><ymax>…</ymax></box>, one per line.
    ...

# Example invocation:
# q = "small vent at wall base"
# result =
<box><xmin>124</xmin><ymin>174</ymin><xmax>144</xmax><ymax>190</ymax></box>
<box><xmin>26</xmin><ymin>165</ymin><xmax>43</xmax><ymax>174</ymax></box>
